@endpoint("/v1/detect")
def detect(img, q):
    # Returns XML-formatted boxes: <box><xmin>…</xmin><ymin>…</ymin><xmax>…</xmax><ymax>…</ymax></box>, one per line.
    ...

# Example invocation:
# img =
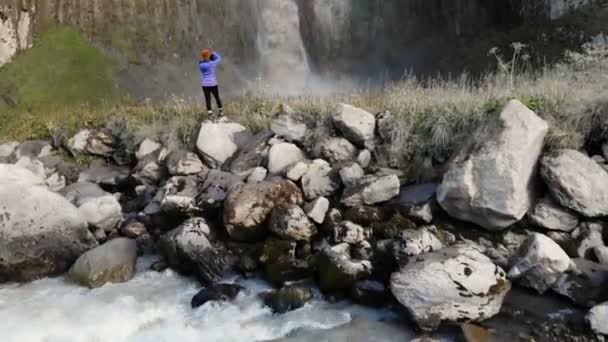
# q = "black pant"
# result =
<box><xmin>202</xmin><ymin>86</ymin><xmax>223</xmax><ymax>111</ymax></box>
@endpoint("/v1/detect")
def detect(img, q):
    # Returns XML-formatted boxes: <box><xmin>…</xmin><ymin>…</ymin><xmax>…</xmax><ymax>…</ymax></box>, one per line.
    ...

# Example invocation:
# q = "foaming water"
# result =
<box><xmin>0</xmin><ymin>258</ymin><xmax>390</xmax><ymax>342</ymax></box>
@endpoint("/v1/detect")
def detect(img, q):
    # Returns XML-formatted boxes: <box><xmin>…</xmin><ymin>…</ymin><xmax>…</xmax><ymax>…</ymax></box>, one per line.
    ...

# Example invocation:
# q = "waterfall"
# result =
<box><xmin>254</xmin><ymin>0</ymin><xmax>312</xmax><ymax>94</ymax></box>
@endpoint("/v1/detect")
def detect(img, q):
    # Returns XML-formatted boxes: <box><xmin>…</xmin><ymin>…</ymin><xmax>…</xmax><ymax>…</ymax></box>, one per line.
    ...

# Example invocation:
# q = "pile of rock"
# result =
<box><xmin>3</xmin><ymin>100</ymin><xmax>608</xmax><ymax>335</ymax></box>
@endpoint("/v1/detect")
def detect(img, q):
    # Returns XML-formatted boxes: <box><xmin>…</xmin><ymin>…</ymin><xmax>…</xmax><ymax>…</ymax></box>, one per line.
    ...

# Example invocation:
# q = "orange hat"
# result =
<box><xmin>201</xmin><ymin>49</ymin><xmax>212</xmax><ymax>61</ymax></box>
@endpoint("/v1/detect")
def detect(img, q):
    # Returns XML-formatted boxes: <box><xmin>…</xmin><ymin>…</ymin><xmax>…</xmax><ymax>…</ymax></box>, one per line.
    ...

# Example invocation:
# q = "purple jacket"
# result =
<box><xmin>199</xmin><ymin>52</ymin><xmax>222</xmax><ymax>87</ymax></box>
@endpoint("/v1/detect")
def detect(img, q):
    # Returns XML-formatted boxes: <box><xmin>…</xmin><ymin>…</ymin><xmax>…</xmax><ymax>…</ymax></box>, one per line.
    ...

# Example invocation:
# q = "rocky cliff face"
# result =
<box><xmin>0</xmin><ymin>0</ymin><xmax>599</xmax><ymax>98</ymax></box>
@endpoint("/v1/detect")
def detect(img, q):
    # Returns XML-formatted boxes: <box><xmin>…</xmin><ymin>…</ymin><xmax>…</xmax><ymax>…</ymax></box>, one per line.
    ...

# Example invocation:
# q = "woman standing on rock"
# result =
<box><xmin>199</xmin><ymin>49</ymin><xmax>224</xmax><ymax>116</ymax></box>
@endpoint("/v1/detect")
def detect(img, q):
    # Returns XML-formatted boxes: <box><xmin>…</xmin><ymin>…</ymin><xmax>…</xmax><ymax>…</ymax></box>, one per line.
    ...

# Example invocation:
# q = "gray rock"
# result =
<box><xmin>267</xmin><ymin>142</ymin><xmax>307</xmax><ymax>175</ymax></box>
<box><xmin>224</xmin><ymin>180</ymin><xmax>304</xmax><ymax>241</ymax></box>
<box><xmin>66</xmin><ymin>129</ymin><xmax>91</xmax><ymax>155</ymax></box>
<box><xmin>134</xmin><ymin>149</ymin><xmax>168</xmax><ymax>184</ymax></box>
<box><xmin>12</xmin><ymin>140</ymin><xmax>53</xmax><ymax>160</ymax></box>
<box><xmin>270</xmin><ymin>108</ymin><xmax>309</xmax><ymax>143</ymax></box>
<box><xmin>301</xmin><ymin>159</ymin><xmax>340</xmax><ymax>200</ymax></box>
<box><xmin>160</xmin><ymin>217</ymin><xmax>235</xmax><ymax>284</ymax></box>
<box><xmin>317</xmin><ymin>137</ymin><xmax>357</xmax><ymax>164</ymax></box>
<box><xmin>390</xmin><ymin>244</ymin><xmax>511</xmax><ymax>331</ymax></box>
<box><xmin>285</xmin><ymin>161</ymin><xmax>310</xmax><ymax>181</ymax></box>
<box><xmin>594</xmin><ymin>246</ymin><xmax>608</xmax><ymax>265</ymax></box>
<box><xmin>0</xmin><ymin>170</ymin><xmax>97</xmax><ymax>282</ymax></box>
<box><xmin>61</xmin><ymin>182</ymin><xmax>123</xmax><ymax>233</ymax></box>
<box><xmin>229</xmin><ymin>130</ymin><xmax>273</xmax><ymax>177</ymax></box>
<box><xmin>304</xmin><ymin>197</ymin><xmax>329</xmax><ymax>224</ymax></box>
<box><xmin>269</xmin><ymin>204</ymin><xmax>317</xmax><ymax>241</ymax></box>
<box><xmin>0</xmin><ymin>163</ymin><xmax>45</xmax><ymax>186</ymax></box>
<box><xmin>318</xmin><ymin>243</ymin><xmax>373</xmax><ymax>292</ymax></box>
<box><xmin>352</xmin><ymin>240</ymin><xmax>374</xmax><ymax>260</ymax></box>
<box><xmin>78</xmin><ymin>165</ymin><xmax>130</xmax><ymax>187</ymax></box>
<box><xmin>85</xmin><ymin>130</ymin><xmax>117</xmax><ymax>157</ymax></box>
<box><xmin>333</xmin><ymin>221</ymin><xmax>371</xmax><ymax>245</ymax></box>
<box><xmin>260</xmin><ymin>238</ymin><xmax>313</xmax><ymax>285</ymax></box>
<box><xmin>120</xmin><ymin>221</ymin><xmax>148</xmax><ymax>239</ymax></box>
<box><xmin>572</xmin><ymin>222</ymin><xmax>604</xmax><ymax>259</ymax></box>
<box><xmin>247</xmin><ymin>167</ymin><xmax>268</xmax><ymax>183</ymax></box>
<box><xmin>437</xmin><ymin>100</ymin><xmax>549</xmax><ymax>230</ymax></box>
<box><xmin>339</xmin><ymin>163</ymin><xmax>364</xmax><ymax>188</ymax></box>
<box><xmin>165</xmin><ymin>150</ymin><xmax>205</xmax><ymax>176</ymax></box>
<box><xmin>15</xmin><ymin>156</ymin><xmax>46</xmax><ymax>179</ymax></box>
<box><xmin>541</xmin><ymin>149</ymin><xmax>608</xmax><ymax>217</ymax></box>
<box><xmin>391</xmin><ymin>183</ymin><xmax>438</xmax><ymax>224</ymax></box>
<box><xmin>0</xmin><ymin>141</ymin><xmax>18</xmax><ymax>160</ymax></box>
<box><xmin>528</xmin><ymin>196</ymin><xmax>579</xmax><ymax>232</ymax></box>
<box><xmin>191</xmin><ymin>283</ymin><xmax>245</xmax><ymax>308</ymax></box>
<box><xmin>357</xmin><ymin>149</ymin><xmax>372</xmax><ymax>169</ymax></box>
<box><xmin>136</xmin><ymin>139</ymin><xmax>162</xmax><ymax>160</ymax></box>
<box><xmin>508</xmin><ymin>233</ymin><xmax>571</xmax><ymax>293</ymax></box>
<box><xmin>197</xmin><ymin>170</ymin><xmax>244</xmax><ymax>210</ymax></box>
<box><xmin>262</xmin><ymin>286</ymin><xmax>313</xmax><ymax>314</ymax></box>
<box><xmin>159</xmin><ymin>176</ymin><xmax>201</xmax><ymax>215</ymax></box>
<box><xmin>587</xmin><ymin>302</ymin><xmax>608</xmax><ymax>335</ymax></box>
<box><xmin>350</xmin><ymin>280</ymin><xmax>391</xmax><ymax>307</ymax></box>
<box><xmin>69</xmin><ymin>238</ymin><xmax>137</xmax><ymax>288</ymax></box>
<box><xmin>196</xmin><ymin>117</ymin><xmax>252</xmax><ymax>168</ymax></box>
<box><xmin>341</xmin><ymin>174</ymin><xmax>400</xmax><ymax>207</ymax></box>
<box><xmin>332</xmin><ymin>104</ymin><xmax>376</xmax><ymax>147</ymax></box>
<box><xmin>552</xmin><ymin>258</ymin><xmax>608</xmax><ymax>307</ymax></box>
<box><xmin>45</xmin><ymin>172</ymin><xmax>67</xmax><ymax>192</ymax></box>
<box><xmin>397</xmin><ymin>226</ymin><xmax>447</xmax><ymax>257</ymax></box>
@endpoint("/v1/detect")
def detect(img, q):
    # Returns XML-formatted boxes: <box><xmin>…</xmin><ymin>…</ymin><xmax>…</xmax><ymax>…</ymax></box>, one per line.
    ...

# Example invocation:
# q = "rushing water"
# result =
<box><xmin>0</xmin><ymin>257</ymin><xmax>395</xmax><ymax>342</ymax></box>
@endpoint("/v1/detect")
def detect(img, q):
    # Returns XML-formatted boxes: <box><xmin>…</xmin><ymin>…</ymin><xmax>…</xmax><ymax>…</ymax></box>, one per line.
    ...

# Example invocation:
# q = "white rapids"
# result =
<box><xmin>0</xmin><ymin>257</ymin><xmax>391</xmax><ymax>342</ymax></box>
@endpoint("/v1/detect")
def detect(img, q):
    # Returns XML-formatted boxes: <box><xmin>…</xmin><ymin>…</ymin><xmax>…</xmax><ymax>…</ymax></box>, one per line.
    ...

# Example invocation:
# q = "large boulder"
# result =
<box><xmin>332</xmin><ymin>104</ymin><xmax>376</xmax><ymax>147</ymax></box>
<box><xmin>224</xmin><ymin>180</ymin><xmax>304</xmax><ymax>241</ymax></box>
<box><xmin>0</xmin><ymin>169</ymin><xmax>97</xmax><ymax>282</ymax></box>
<box><xmin>270</xmin><ymin>106</ymin><xmax>309</xmax><ymax>143</ymax></box>
<box><xmin>159</xmin><ymin>217</ymin><xmax>236</xmax><ymax>284</ymax></box>
<box><xmin>508</xmin><ymin>233</ymin><xmax>571</xmax><ymax>293</ymax></box>
<box><xmin>341</xmin><ymin>174</ymin><xmax>400</xmax><ymax>207</ymax></box>
<box><xmin>540</xmin><ymin>149</ymin><xmax>608</xmax><ymax>217</ymax></box>
<box><xmin>437</xmin><ymin>100</ymin><xmax>549</xmax><ymax>230</ymax></box>
<box><xmin>301</xmin><ymin>159</ymin><xmax>340</xmax><ymax>200</ymax></box>
<box><xmin>0</xmin><ymin>163</ymin><xmax>45</xmax><ymax>186</ymax></box>
<box><xmin>267</xmin><ymin>143</ymin><xmax>307</xmax><ymax>175</ymax></box>
<box><xmin>229</xmin><ymin>130</ymin><xmax>273</xmax><ymax>176</ymax></box>
<box><xmin>318</xmin><ymin>243</ymin><xmax>373</xmax><ymax>292</ymax></box>
<box><xmin>69</xmin><ymin>238</ymin><xmax>137</xmax><ymax>288</ymax></box>
<box><xmin>390</xmin><ymin>244</ymin><xmax>511</xmax><ymax>331</ymax></box>
<box><xmin>317</xmin><ymin>137</ymin><xmax>357</xmax><ymax>164</ymax></box>
<box><xmin>61</xmin><ymin>182</ymin><xmax>123</xmax><ymax>233</ymax></box>
<box><xmin>528</xmin><ymin>196</ymin><xmax>579</xmax><ymax>232</ymax></box>
<box><xmin>195</xmin><ymin>117</ymin><xmax>252</xmax><ymax>168</ymax></box>
<box><xmin>269</xmin><ymin>204</ymin><xmax>317</xmax><ymax>241</ymax></box>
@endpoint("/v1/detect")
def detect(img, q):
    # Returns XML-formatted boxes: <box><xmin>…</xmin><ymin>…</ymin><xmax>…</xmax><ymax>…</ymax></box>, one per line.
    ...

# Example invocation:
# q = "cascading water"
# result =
<box><xmin>0</xmin><ymin>257</ymin><xmax>394</xmax><ymax>342</ymax></box>
<box><xmin>254</xmin><ymin>0</ymin><xmax>312</xmax><ymax>94</ymax></box>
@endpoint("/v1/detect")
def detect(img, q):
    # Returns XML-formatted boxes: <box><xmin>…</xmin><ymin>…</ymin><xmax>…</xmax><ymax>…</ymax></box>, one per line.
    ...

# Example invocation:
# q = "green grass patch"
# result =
<box><xmin>0</xmin><ymin>26</ymin><xmax>118</xmax><ymax>117</ymax></box>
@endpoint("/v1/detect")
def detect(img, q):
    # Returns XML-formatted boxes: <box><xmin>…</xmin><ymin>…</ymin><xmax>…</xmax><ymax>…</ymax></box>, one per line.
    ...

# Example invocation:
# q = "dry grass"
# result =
<box><xmin>2</xmin><ymin>42</ymin><xmax>607</xmax><ymax>181</ymax></box>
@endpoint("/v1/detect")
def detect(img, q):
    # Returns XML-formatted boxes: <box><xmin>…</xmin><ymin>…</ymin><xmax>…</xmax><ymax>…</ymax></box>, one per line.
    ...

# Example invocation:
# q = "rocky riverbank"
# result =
<box><xmin>1</xmin><ymin>100</ymin><xmax>608</xmax><ymax>340</ymax></box>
